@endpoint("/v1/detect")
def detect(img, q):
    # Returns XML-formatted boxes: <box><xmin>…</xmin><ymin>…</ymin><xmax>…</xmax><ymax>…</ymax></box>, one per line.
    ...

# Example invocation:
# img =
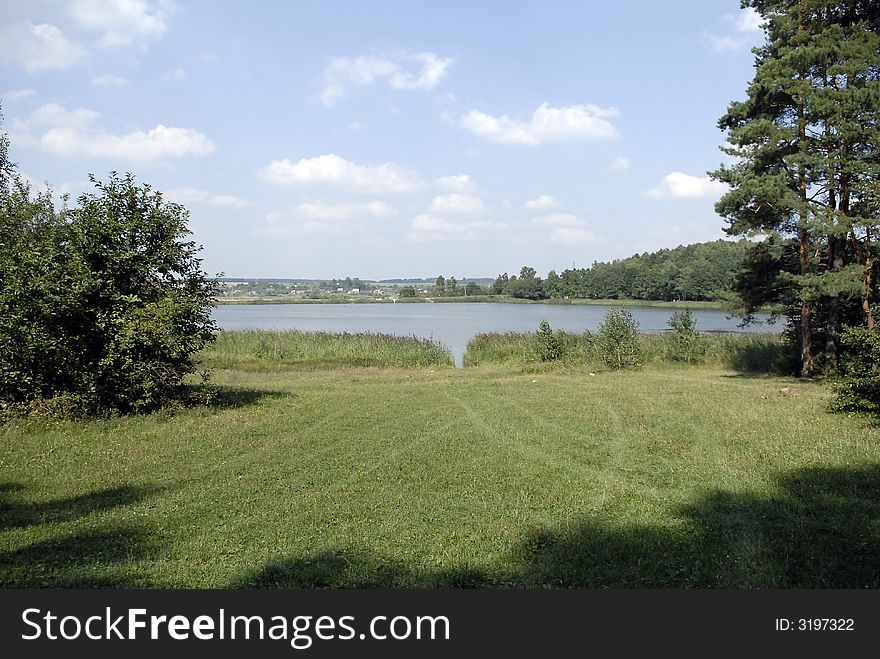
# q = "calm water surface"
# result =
<box><xmin>213</xmin><ymin>302</ymin><xmax>776</xmax><ymax>367</ymax></box>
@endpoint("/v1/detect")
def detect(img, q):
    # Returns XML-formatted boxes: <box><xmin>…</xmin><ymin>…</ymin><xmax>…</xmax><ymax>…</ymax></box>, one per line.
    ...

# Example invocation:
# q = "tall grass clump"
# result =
<box><xmin>464</xmin><ymin>330</ymin><xmax>595</xmax><ymax>367</ymax></box>
<box><xmin>201</xmin><ymin>330</ymin><xmax>453</xmax><ymax>370</ymax></box>
<box><xmin>464</xmin><ymin>332</ymin><xmax>535</xmax><ymax>366</ymax></box>
<box><xmin>640</xmin><ymin>331</ymin><xmax>787</xmax><ymax>373</ymax></box>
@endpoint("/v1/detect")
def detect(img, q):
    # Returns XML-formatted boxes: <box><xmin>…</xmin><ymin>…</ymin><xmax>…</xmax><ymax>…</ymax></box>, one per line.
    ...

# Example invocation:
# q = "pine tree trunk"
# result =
<box><xmin>825</xmin><ymin>234</ymin><xmax>845</xmax><ymax>371</ymax></box>
<box><xmin>865</xmin><ymin>255</ymin><xmax>875</xmax><ymax>330</ymax></box>
<box><xmin>850</xmin><ymin>230</ymin><xmax>875</xmax><ymax>330</ymax></box>
<box><xmin>797</xmin><ymin>86</ymin><xmax>814</xmax><ymax>379</ymax></box>
<box><xmin>799</xmin><ymin>226</ymin><xmax>814</xmax><ymax>378</ymax></box>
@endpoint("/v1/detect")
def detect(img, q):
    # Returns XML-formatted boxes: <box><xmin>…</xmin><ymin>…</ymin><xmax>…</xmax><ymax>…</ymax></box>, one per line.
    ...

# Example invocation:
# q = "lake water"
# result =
<box><xmin>213</xmin><ymin>302</ymin><xmax>775</xmax><ymax>367</ymax></box>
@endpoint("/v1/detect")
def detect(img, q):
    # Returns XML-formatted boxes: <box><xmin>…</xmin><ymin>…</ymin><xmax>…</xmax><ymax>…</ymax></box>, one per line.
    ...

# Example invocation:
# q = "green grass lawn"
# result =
<box><xmin>2</xmin><ymin>362</ymin><xmax>879</xmax><ymax>588</ymax></box>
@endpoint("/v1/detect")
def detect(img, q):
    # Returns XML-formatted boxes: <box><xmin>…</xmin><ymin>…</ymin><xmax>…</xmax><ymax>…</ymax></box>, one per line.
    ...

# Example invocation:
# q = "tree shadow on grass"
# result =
<box><xmin>0</xmin><ymin>483</ymin><xmax>163</xmax><ymax>530</ymax></box>
<box><xmin>0</xmin><ymin>482</ymin><xmax>164</xmax><ymax>587</ymax></box>
<box><xmin>0</xmin><ymin>525</ymin><xmax>161</xmax><ymax>587</ymax></box>
<box><xmin>183</xmin><ymin>384</ymin><xmax>292</xmax><ymax>411</ymax></box>
<box><xmin>519</xmin><ymin>465</ymin><xmax>880</xmax><ymax>588</ymax></box>
<box><xmin>229</xmin><ymin>465</ymin><xmax>880</xmax><ymax>589</ymax></box>
<box><xmin>227</xmin><ymin>550</ymin><xmax>493</xmax><ymax>589</ymax></box>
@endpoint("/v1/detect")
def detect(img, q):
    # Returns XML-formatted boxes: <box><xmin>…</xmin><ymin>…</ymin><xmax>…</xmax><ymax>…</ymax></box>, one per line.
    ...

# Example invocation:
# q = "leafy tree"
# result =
<box><xmin>0</xmin><ymin>164</ymin><xmax>219</xmax><ymax>415</ymax></box>
<box><xmin>491</xmin><ymin>273</ymin><xmax>509</xmax><ymax>295</ymax></box>
<box><xmin>596</xmin><ymin>307</ymin><xmax>643</xmax><ymax>370</ymax></box>
<box><xmin>545</xmin><ymin>270</ymin><xmax>563</xmax><ymax>298</ymax></box>
<box><xmin>507</xmin><ymin>265</ymin><xmax>546</xmax><ymax>300</ymax></box>
<box><xmin>0</xmin><ymin>105</ymin><xmax>13</xmax><ymax>189</ymax></box>
<box><xmin>398</xmin><ymin>285</ymin><xmax>417</xmax><ymax>298</ymax></box>
<box><xmin>666</xmin><ymin>309</ymin><xmax>706</xmax><ymax>363</ymax></box>
<box><xmin>434</xmin><ymin>275</ymin><xmax>446</xmax><ymax>296</ymax></box>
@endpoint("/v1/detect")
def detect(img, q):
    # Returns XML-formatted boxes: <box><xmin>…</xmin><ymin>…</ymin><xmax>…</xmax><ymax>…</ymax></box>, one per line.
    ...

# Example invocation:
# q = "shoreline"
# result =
<box><xmin>215</xmin><ymin>296</ymin><xmax>731</xmax><ymax>310</ymax></box>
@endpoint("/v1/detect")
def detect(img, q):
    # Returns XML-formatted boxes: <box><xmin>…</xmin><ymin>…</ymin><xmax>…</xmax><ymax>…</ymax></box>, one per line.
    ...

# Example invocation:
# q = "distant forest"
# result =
<box><xmin>482</xmin><ymin>239</ymin><xmax>748</xmax><ymax>302</ymax></box>
<box><xmin>221</xmin><ymin>239</ymin><xmax>750</xmax><ymax>303</ymax></box>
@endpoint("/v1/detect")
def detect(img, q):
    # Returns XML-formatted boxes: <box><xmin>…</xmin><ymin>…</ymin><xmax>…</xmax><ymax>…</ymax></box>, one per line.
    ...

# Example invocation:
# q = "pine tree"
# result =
<box><xmin>711</xmin><ymin>0</ymin><xmax>880</xmax><ymax>376</ymax></box>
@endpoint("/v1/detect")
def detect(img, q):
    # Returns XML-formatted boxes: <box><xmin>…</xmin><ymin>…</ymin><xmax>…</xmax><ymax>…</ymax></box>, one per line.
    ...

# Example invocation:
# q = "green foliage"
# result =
<box><xmin>596</xmin><ymin>307</ymin><xmax>643</xmax><ymax>370</ymax></box>
<box><xmin>464</xmin><ymin>331</ymin><xmax>593</xmax><ymax>367</ymax></box>
<box><xmin>833</xmin><ymin>327</ymin><xmax>880</xmax><ymax>414</ymax></box>
<box><xmin>466</xmin><ymin>328</ymin><xmax>787</xmax><ymax>374</ymax></box>
<box><xmin>546</xmin><ymin>241</ymin><xmax>748</xmax><ymax>302</ymax></box>
<box><xmin>665</xmin><ymin>310</ymin><xmax>706</xmax><ymax>363</ymax></box>
<box><xmin>534</xmin><ymin>320</ymin><xmax>565</xmax><ymax>362</ymax></box>
<box><xmin>0</xmin><ymin>169</ymin><xmax>218</xmax><ymax>415</ymax></box>
<box><xmin>712</xmin><ymin>1</ymin><xmax>880</xmax><ymax>377</ymax></box>
<box><xmin>398</xmin><ymin>286</ymin><xmax>418</xmax><ymax>298</ymax></box>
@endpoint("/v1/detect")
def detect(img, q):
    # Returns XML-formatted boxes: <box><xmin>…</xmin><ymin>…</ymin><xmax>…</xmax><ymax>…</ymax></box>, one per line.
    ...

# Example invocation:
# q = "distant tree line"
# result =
<box><xmin>478</xmin><ymin>240</ymin><xmax>749</xmax><ymax>302</ymax></box>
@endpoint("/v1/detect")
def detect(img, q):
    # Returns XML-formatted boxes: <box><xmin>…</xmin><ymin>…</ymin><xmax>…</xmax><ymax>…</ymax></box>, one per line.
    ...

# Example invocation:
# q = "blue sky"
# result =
<box><xmin>1</xmin><ymin>0</ymin><xmax>765</xmax><ymax>279</ymax></box>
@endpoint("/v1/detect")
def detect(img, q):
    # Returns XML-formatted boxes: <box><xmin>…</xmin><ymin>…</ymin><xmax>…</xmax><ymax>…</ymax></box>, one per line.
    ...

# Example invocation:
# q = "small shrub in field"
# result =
<box><xmin>832</xmin><ymin>326</ymin><xmax>880</xmax><ymax>414</ymax></box>
<box><xmin>596</xmin><ymin>307</ymin><xmax>643</xmax><ymax>370</ymax></box>
<box><xmin>535</xmin><ymin>320</ymin><xmax>565</xmax><ymax>362</ymax></box>
<box><xmin>665</xmin><ymin>309</ymin><xmax>706</xmax><ymax>363</ymax></box>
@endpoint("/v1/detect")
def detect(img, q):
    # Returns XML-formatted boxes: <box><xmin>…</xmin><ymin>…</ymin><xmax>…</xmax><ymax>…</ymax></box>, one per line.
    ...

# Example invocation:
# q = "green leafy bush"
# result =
<box><xmin>665</xmin><ymin>309</ymin><xmax>706</xmax><ymax>363</ymax></box>
<box><xmin>534</xmin><ymin>320</ymin><xmax>566</xmax><ymax>361</ymax></box>
<box><xmin>0</xmin><ymin>171</ymin><xmax>219</xmax><ymax>415</ymax></box>
<box><xmin>832</xmin><ymin>326</ymin><xmax>880</xmax><ymax>414</ymax></box>
<box><xmin>596</xmin><ymin>307</ymin><xmax>643</xmax><ymax>370</ymax></box>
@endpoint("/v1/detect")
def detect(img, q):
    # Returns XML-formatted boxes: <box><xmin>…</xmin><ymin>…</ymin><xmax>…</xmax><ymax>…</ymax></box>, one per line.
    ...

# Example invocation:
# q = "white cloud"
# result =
<box><xmin>470</xmin><ymin>219</ymin><xmax>510</xmax><ymax>231</ymax></box>
<box><xmin>406</xmin><ymin>203</ymin><xmax>508</xmax><ymax>241</ymax></box>
<box><xmin>532</xmin><ymin>213</ymin><xmax>594</xmax><ymax>244</ymax></box>
<box><xmin>429</xmin><ymin>193</ymin><xmax>484</xmax><ymax>214</ymax></box>
<box><xmin>406</xmin><ymin>213</ymin><xmax>471</xmax><ymax>242</ymax></box>
<box><xmin>296</xmin><ymin>201</ymin><xmax>394</xmax><ymax>221</ymax></box>
<box><xmin>92</xmin><ymin>73</ymin><xmax>129</xmax><ymax>86</ymax></box>
<box><xmin>411</xmin><ymin>214</ymin><xmax>467</xmax><ymax>233</ymax></box>
<box><xmin>645</xmin><ymin>172</ymin><xmax>728</xmax><ymax>199</ymax></box>
<box><xmin>165</xmin><ymin>187</ymin><xmax>249</xmax><ymax>208</ymax></box>
<box><xmin>0</xmin><ymin>22</ymin><xmax>87</xmax><ymax>72</ymax></box>
<box><xmin>524</xmin><ymin>194</ymin><xmax>559</xmax><ymax>210</ymax></box>
<box><xmin>706</xmin><ymin>8</ymin><xmax>765</xmax><ymax>54</ymax></box>
<box><xmin>2</xmin><ymin>88</ymin><xmax>37</xmax><ymax>101</ymax></box>
<box><xmin>434</xmin><ymin>174</ymin><xmax>474</xmax><ymax>192</ymax></box>
<box><xmin>609</xmin><ymin>156</ymin><xmax>631</xmax><ymax>171</ymax></box>
<box><xmin>261</xmin><ymin>154</ymin><xmax>420</xmax><ymax>195</ymax></box>
<box><xmin>389</xmin><ymin>52</ymin><xmax>451</xmax><ymax>90</ymax></box>
<box><xmin>14</xmin><ymin>103</ymin><xmax>101</xmax><ymax>132</ymax></box>
<box><xmin>731</xmin><ymin>7</ymin><xmax>763</xmax><ymax>32</ymax></box>
<box><xmin>70</xmin><ymin>0</ymin><xmax>174</xmax><ymax>47</ymax></box>
<box><xmin>320</xmin><ymin>51</ymin><xmax>452</xmax><ymax>107</ymax></box>
<box><xmin>260</xmin><ymin>201</ymin><xmax>393</xmax><ymax>236</ymax></box>
<box><xmin>532</xmin><ymin>213</ymin><xmax>585</xmax><ymax>227</ymax></box>
<box><xmin>460</xmin><ymin>102</ymin><xmax>619</xmax><ymax>145</ymax></box>
<box><xmin>549</xmin><ymin>226</ymin><xmax>595</xmax><ymax>245</ymax></box>
<box><xmin>14</xmin><ymin>103</ymin><xmax>215</xmax><ymax>162</ymax></box>
<box><xmin>161</xmin><ymin>67</ymin><xmax>186</xmax><ymax>81</ymax></box>
<box><xmin>0</xmin><ymin>2</ymin><xmax>176</xmax><ymax>73</ymax></box>
<box><xmin>704</xmin><ymin>33</ymin><xmax>745</xmax><ymax>54</ymax></box>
